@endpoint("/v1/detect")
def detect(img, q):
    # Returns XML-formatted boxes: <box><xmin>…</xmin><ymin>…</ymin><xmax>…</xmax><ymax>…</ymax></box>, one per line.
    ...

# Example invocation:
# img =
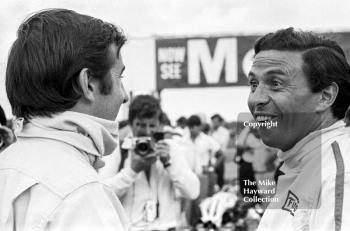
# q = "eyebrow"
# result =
<box><xmin>248</xmin><ymin>69</ymin><xmax>287</xmax><ymax>80</ymax></box>
<box><xmin>265</xmin><ymin>69</ymin><xmax>287</xmax><ymax>76</ymax></box>
<box><xmin>248</xmin><ymin>71</ymin><xmax>255</xmax><ymax>79</ymax></box>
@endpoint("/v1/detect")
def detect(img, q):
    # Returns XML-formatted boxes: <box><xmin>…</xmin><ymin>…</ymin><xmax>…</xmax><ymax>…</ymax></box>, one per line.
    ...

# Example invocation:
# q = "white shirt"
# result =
<box><xmin>186</xmin><ymin>132</ymin><xmax>220</xmax><ymax>172</ymax></box>
<box><xmin>0</xmin><ymin>112</ymin><xmax>130</xmax><ymax>231</ymax></box>
<box><xmin>171</xmin><ymin>135</ymin><xmax>202</xmax><ymax>175</ymax></box>
<box><xmin>101</xmin><ymin>138</ymin><xmax>200</xmax><ymax>231</ymax></box>
<box><xmin>258</xmin><ymin>121</ymin><xmax>350</xmax><ymax>231</ymax></box>
<box><xmin>211</xmin><ymin>126</ymin><xmax>230</xmax><ymax>151</ymax></box>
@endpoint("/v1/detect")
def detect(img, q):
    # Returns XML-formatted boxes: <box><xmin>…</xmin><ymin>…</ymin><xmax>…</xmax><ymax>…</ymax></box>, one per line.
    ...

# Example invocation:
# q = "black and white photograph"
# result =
<box><xmin>0</xmin><ymin>0</ymin><xmax>350</xmax><ymax>230</ymax></box>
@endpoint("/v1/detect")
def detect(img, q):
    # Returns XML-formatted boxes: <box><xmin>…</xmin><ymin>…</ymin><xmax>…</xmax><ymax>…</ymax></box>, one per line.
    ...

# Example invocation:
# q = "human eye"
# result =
<box><xmin>270</xmin><ymin>78</ymin><xmax>283</xmax><ymax>89</ymax></box>
<box><xmin>248</xmin><ymin>79</ymin><xmax>259</xmax><ymax>92</ymax></box>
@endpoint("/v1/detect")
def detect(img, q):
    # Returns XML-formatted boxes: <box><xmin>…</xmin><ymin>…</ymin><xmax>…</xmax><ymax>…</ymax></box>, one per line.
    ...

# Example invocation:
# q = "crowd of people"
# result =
<box><xmin>0</xmin><ymin>8</ymin><xmax>350</xmax><ymax>231</ymax></box>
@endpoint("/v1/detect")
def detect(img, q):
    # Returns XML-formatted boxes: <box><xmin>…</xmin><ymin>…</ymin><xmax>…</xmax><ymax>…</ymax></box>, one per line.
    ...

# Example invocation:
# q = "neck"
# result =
<box><xmin>318</xmin><ymin>117</ymin><xmax>339</xmax><ymax>130</ymax></box>
<box><xmin>281</xmin><ymin>114</ymin><xmax>339</xmax><ymax>152</ymax></box>
<box><xmin>310</xmin><ymin>112</ymin><xmax>339</xmax><ymax>134</ymax></box>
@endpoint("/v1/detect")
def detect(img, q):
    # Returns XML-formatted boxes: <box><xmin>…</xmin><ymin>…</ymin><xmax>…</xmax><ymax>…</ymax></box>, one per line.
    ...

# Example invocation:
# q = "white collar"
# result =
<box><xmin>278</xmin><ymin>120</ymin><xmax>346</xmax><ymax>168</ymax></box>
<box><xmin>17</xmin><ymin>111</ymin><xmax>119</xmax><ymax>157</ymax></box>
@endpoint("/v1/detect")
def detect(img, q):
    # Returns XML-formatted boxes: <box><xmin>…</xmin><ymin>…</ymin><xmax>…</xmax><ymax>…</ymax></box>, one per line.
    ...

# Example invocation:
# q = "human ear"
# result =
<box><xmin>316</xmin><ymin>82</ymin><xmax>338</xmax><ymax>112</ymax></box>
<box><xmin>77</xmin><ymin>68</ymin><xmax>98</xmax><ymax>102</ymax></box>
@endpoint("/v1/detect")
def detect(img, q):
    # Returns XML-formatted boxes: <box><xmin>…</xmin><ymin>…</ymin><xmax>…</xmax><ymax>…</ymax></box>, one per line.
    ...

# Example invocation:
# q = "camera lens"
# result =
<box><xmin>137</xmin><ymin>143</ymin><xmax>149</xmax><ymax>152</ymax></box>
<box><xmin>134</xmin><ymin>138</ymin><xmax>153</xmax><ymax>156</ymax></box>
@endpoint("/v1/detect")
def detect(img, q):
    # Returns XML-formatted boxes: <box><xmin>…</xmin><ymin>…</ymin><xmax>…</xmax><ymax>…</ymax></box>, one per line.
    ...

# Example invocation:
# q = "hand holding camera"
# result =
<box><xmin>130</xmin><ymin>144</ymin><xmax>157</xmax><ymax>173</ymax></box>
<box><xmin>155</xmin><ymin>141</ymin><xmax>170</xmax><ymax>166</ymax></box>
<box><xmin>130</xmin><ymin>132</ymin><xmax>171</xmax><ymax>172</ymax></box>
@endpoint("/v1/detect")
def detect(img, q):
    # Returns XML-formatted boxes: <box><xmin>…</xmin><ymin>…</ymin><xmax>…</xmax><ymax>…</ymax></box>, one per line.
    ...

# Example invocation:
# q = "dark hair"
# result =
<box><xmin>211</xmin><ymin>113</ymin><xmax>223</xmax><ymax>122</ymax></box>
<box><xmin>6</xmin><ymin>9</ymin><xmax>126</xmax><ymax>119</ymax></box>
<box><xmin>128</xmin><ymin>95</ymin><xmax>162</xmax><ymax>124</ymax></box>
<box><xmin>187</xmin><ymin>115</ymin><xmax>202</xmax><ymax>127</ymax></box>
<box><xmin>176</xmin><ymin>116</ymin><xmax>187</xmax><ymax>125</ymax></box>
<box><xmin>160</xmin><ymin>112</ymin><xmax>171</xmax><ymax>126</ymax></box>
<box><xmin>254</xmin><ymin>27</ymin><xmax>350</xmax><ymax>119</ymax></box>
<box><xmin>202</xmin><ymin>123</ymin><xmax>210</xmax><ymax>134</ymax></box>
<box><xmin>0</xmin><ymin>106</ymin><xmax>7</xmax><ymax>126</ymax></box>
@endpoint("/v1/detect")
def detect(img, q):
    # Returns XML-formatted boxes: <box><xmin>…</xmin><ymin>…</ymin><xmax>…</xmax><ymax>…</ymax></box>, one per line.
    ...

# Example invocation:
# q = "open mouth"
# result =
<box><xmin>255</xmin><ymin>115</ymin><xmax>278</xmax><ymax>123</ymax></box>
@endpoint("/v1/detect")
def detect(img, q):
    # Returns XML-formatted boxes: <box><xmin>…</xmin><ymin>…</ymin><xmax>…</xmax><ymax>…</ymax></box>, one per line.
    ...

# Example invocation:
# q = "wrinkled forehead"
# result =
<box><xmin>251</xmin><ymin>50</ymin><xmax>304</xmax><ymax>76</ymax></box>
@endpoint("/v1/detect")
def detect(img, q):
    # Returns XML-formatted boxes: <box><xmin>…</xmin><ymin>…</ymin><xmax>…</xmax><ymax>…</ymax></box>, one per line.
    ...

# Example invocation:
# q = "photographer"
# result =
<box><xmin>102</xmin><ymin>95</ymin><xmax>200</xmax><ymax>231</ymax></box>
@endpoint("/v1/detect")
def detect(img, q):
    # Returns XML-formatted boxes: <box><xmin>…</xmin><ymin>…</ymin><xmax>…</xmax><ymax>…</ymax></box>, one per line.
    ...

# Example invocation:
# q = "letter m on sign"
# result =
<box><xmin>187</xmin><ymin>38</ymin><xmax>238</xmax><ymax>85</ymax></box>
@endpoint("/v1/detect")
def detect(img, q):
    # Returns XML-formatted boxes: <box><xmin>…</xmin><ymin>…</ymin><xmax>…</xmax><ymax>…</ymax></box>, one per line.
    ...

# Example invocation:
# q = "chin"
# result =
<box><xmin>258</xmin><ymin>128</ymin><xmax>282</xmax><ymax>149</ymax></box>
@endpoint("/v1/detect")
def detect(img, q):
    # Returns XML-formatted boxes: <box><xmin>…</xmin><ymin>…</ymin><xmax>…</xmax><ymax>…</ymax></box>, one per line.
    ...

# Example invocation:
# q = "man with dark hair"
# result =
<box><xmin>174</xmin><ymin>116</ymin><xmax>188</xmax><ymax>137</ymax></box>
<box><xmin>102</xmin><ymin>95</ymin><xmax>199</xmax><ymax>230</ymax></box>
<box><xmin>176</xmin><ymin>116</ymin><xmax>187</xmax><ymax>129</ymax></box>
<box><xmin>0</xmin><ymin>9</ymin><xmax>129</xmax><ymax>230</ymax></box>
<box><xmin>248</xmin><ymin>27</ymin><xmax>350</xmax><ymax>230</ymax></box>
<box><xmin>186</xmin><ymin>115</ymin><xmax>225</xmax><ymax>187</ymax></box>
<box><xmin>210</xmin><ymin>113</ymin><xmax>230</xmax><ymax>151</ymax></box>
<box><xmin>211</xmin><ymin>114</ymin><xmax>223</xmax><ymax>123</ymax></box>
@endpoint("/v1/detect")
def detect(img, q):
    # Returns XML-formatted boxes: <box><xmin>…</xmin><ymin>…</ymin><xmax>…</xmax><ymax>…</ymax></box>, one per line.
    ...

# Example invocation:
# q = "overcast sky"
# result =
<box><xmin>1</xmin><ymin>0</ymin><xmax>350</xmax><ymax>119</ymax></box>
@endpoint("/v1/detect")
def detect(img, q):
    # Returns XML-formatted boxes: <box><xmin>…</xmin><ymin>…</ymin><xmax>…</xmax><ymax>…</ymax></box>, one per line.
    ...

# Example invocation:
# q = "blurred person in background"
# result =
<box><xmin>201</xmin><ymin>123</ymin><xmax>211</xmax><ymax>135</ymax></box>
<box><xmin>161</xmin><ymin>114</ymin><xmax>200</xmax><ymax>175</ymax></box>
<box><xmin>0</xmin><ymin>9</ymin><xmax>130</xmax><ymax>230</ymax></box>
<box><xmin>198</xmin><ymin>125</ymin><xmax>278</xmax><ymax>230</ymax></box>
<box><xmin>161</xmin><ymin>118</ymin><xmax>202</xmax><ymax>227</ymax></box>
<box><xmin>174</xmin><ymin>116</ymin><xmax>189</xmax><ymax>138</ymax></box>
<box><xmin>235</xmin><ymin>126</ymin><xmax>278</xmax><ymax>208</ymax></box>
<box><xmin>176</xmin><ymin>116</ymin><xmax>187</xmax><ymax>130</ymax></box>
<box><xmin>186</xmin><ymin>115</ymin><xmax>225</xmax><ymax>188</ymax></box>
<box><xmin>184</xmin><ymin>115</ymin><xmax>225</xmax><ymax>227</ymax></box>
<box><xmin>101</xmin><ymin>95</ymin><xmax>199</xmax><ymax>231</ymax></box>
<box><xmin>210</xmin><ymin>114</ymin><xmax>230</xmax><ymax>152</ymax></box>
<box><xmin>248</xmin><ymin>28</ymin><xmax>350</xmax><ymax>231</ymax></box>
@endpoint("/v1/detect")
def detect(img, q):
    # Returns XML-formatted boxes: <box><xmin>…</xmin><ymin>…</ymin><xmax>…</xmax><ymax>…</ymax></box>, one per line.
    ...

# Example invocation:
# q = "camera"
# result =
<box><xmin>152</xmin><ymin>131</ymin><xmax>165</xmax><ymax>142</ymax></box>
<box><xmin>133</xmin><ymin>132</ymin><xmax>165</xmax><ymax>156</ymax></box>
<box><xmin>134</xmin><ymin>137</ymin><xmax>154</xmax><ymax>156</ymax></box>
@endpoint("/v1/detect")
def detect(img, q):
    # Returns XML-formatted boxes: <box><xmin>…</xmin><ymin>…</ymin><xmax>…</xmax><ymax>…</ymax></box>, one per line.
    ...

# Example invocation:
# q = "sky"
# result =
<box><xmin>1</xmin><ymin>0</ymin><xmax>350</xmax><ymax>122</ymax></box>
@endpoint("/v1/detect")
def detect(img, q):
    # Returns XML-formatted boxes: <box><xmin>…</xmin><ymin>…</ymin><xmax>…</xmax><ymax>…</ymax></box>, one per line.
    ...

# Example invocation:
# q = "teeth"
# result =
<box><xmin>256</xmin><ymin>115</ymin><xmax>273</xmax><ymax>122</ymax></box>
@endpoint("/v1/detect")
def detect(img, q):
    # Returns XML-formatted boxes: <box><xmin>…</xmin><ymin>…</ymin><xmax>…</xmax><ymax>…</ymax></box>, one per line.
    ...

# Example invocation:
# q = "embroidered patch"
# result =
<box><xmin>282</xmin><ymin>190</ymin><xmax>299</xmax><ymax>216</ymax></box>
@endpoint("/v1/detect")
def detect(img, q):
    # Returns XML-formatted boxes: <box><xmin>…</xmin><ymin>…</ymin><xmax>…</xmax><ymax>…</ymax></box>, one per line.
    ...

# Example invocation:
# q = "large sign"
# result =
<box><xmin>155</xmin><ymin>36</ymin><xmax>258</xmax><ymax>91</ymax></box>
<box><xmin>155</xmin><ymin>32</ymin><xmax>350</xmax><ymax>91</ymax></box>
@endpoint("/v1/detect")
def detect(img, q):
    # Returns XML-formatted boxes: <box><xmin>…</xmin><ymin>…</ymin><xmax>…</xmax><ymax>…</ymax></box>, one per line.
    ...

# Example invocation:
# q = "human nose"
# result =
<box><xmin>145</xmin><ymin>126</ymin><xmax>154</xmax><ymax>136</ymax></box>
<box><xmin>248</xmin><ymin>84</ymin><xmax>270</xmax><ymax>108</ymax></box>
